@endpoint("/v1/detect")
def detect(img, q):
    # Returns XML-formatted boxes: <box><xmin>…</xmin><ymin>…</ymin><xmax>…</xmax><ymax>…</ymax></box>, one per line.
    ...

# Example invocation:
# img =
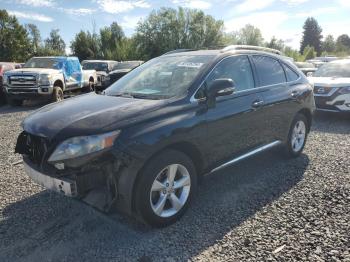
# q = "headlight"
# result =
<box><xmin>48</xmin><ymin>130</ymin><xmax>120</xmax><ymax>162</ymax></box>
<box><xmin>38</xmin><ymin>74</ymin><xmax>52</xmax><ymax>85</ymax></box>
<box><xmin>338</xmin><ymin>87</ymin><xmax>350</xmax><ymax>94</ymax></box>
<box><xmin>2</xmin><ymin>74</ymin><xmax>8</xmax><ymax>84</ymax></box>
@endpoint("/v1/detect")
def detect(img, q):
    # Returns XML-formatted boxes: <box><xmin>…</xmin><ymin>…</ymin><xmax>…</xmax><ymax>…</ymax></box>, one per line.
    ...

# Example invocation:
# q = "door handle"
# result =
<box><xmin>252</xmin><ymin>100</ymin><xmax>264</xmax><ymax>108</ymax></box>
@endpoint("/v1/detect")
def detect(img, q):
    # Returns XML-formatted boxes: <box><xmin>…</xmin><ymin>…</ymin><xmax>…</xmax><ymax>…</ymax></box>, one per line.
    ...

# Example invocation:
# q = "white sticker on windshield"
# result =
<box><xmin>177</xmin><ymin>62</ymin><xmax>204</xmax><ymax>68</ymax></box>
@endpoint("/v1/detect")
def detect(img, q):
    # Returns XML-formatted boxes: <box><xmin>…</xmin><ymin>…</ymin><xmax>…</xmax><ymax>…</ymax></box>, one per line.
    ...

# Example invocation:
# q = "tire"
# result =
<box><xmin>134</xmin><ymin>149</ymin><xmax>197</xmax><ymax>227</ymax></box>
<box><xmin>7</xmin><ymin>97</ymin><xmax>23</xmax><ymax>106</ymax></box>
<box><xmin>285</xmin><ymin>113</ymin><xmax>309</xmax><ymax>158</ymax></box>
<box><xmin>52</xmin><ymin>86</ymin><xmax>64</xmax><ymax>103</ymax></box>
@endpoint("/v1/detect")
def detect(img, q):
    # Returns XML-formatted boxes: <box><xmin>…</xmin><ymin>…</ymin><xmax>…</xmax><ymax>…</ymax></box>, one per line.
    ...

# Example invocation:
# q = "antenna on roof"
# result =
<box><xmin>222</xmin><ymin>45</ymin><xmax>282</xmax><ymax>55</ymax></box>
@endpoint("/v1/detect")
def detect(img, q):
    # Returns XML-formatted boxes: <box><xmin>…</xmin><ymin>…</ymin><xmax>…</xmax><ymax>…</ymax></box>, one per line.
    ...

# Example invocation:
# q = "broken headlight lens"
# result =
<box><xmin>48</xmin><ymin>130</ymin><xmax>120</xmax><ymax>162</ymax></box>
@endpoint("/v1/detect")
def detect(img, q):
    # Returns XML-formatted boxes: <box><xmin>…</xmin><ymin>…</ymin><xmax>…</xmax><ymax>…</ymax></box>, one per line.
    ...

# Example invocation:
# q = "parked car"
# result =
<box><xmin>307</xmin><ymin>59</ymin><xmax>326</xmax><ymax>68</ymax></box>
<box><xmin>3</xmin><ymin>56</ymin><xmax>97</xmax><ymax>106</ymax></box>
<box><xmin>308</xmin><ymin>59</ymin><xmax>350</xmax><ymax>113</ymax></box>
<box><xmin>108</xmin><ymin>61</ymin><xmax>143</xmax><ymax>85</ymax></box>
<box><xmin>82</xmin><ymin>60</ymin><xmax>118</xmax><ymax>91</ymax></box>
<box><xmin>15</xmin><ymin>46</ymin><xmax>315</xmax><ymax>227</ymax></box>
<box><xmin>295</xmin><ymin>62</ymin><xmax>317</xmax><ymax>76</ymax></box>
<box><xmin>0</xmin><ymin>62</ymin><xmax>21</xmax><ymax>105</ymax></box>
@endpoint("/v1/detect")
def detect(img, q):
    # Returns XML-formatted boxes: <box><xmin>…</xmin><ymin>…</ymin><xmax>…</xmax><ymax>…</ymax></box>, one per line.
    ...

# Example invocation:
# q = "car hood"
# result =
<box><xmin>22</xmin><ymin>93</ymin><xmax>166</xmax><ymax>141</ymax></box>
<box><xmin>109</xmin><ymin>69</ymin><xmax>132</xmax><ymax>75</ymax></box>
<box><xmin>308</xmin><ymin>77</ymin><xmax>350</xmax><ymax>87</ymax></box>
<box><xmin>96</xmin><ymin>71</ymin><xmax>108</xmax><ymax>76</ymax></box>
<box><xmin>5</xmin><ymin>68</ymin><xmax>60</xmax><ymax>75</ymax></box>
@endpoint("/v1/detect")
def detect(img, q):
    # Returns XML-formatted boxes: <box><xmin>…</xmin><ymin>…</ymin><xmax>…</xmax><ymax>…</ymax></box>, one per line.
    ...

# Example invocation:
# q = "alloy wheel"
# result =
<box><xmin>150</xmin><ymin>164</ymin><xmax>191</xmax><ymax>218</ymax></box>
<box><xmin>291</xmin><ymin>120</ymin><xmax>306</xmax><ymax>152</ymax></box>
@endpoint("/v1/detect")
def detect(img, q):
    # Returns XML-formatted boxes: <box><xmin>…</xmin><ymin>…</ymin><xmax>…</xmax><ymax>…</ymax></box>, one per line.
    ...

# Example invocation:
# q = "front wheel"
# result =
<box><xmin>134</xmin><ymin>150</ymin><xmax>197</xmax><ymax>227</ymax></box>
<box><xmin>285</xmin><ymin>113</ymin><xmax>309</xmax><ymax>158</ymax></box>
<box><xmin>52</xmin><ymin>86</ymin><xmax>64</xmax><ymax>103</ymax></box>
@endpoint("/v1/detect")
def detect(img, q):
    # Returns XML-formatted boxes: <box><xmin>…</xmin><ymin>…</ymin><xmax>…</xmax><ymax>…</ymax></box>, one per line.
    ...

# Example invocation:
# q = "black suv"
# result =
<box><xmin>15</xmin><ymin>46</ymin><xmax>315</xmax><ymax>227</ymax></box>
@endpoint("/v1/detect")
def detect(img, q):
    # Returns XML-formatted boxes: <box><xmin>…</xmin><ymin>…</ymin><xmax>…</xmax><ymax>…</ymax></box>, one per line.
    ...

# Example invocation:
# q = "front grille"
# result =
<box><xmin>15</xmin><ymin>131</ymin><xmax>49</xmax><ymax>166</ymax></box>
<box><xmin>314</xmin><ymin>86</ymin><xmax>334</xmax><ymax>95</ymax></box>
<box><xmin>9</xmin><ymin>75</ymin><xmax>37</xmax><ymax>88</ymax></box>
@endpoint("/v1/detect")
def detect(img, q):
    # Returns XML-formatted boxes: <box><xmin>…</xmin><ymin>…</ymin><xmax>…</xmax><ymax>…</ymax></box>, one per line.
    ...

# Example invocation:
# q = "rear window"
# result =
<box><xmin>283</xmin><ymin>65</ymin><xmax>299</xmax><ymax>82</ymax></box>
<box><xmin>252</xmin><ymin>56</ymin><xmax>286</xmax><ymax>86</ymax></box>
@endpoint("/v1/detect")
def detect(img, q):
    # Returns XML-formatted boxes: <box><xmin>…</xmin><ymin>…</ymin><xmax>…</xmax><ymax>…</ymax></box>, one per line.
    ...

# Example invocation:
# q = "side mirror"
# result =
<box><xmin>306</xmin><ymin>72</ymin><xmax>313</xmax><ymax>77</ymax></box>
<box><xmin>208</xmin><ymin>78</ymin><xmax>235</xmax><ymax>98</ymax></box>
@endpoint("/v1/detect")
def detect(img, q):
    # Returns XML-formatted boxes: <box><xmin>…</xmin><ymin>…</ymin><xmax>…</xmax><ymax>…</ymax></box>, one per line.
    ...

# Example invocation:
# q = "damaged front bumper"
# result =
<box><xmin>23</xmin><ymin>158</ymin><xmax>78</xmax><ymax>197</ymax></box>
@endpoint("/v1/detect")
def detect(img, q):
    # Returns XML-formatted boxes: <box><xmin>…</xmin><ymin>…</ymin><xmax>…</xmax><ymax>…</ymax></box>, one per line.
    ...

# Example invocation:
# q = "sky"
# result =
<box><xmin>1</xmin><ymin>0</ymin><xmax>350</xmax><ymax>54</ymax></box>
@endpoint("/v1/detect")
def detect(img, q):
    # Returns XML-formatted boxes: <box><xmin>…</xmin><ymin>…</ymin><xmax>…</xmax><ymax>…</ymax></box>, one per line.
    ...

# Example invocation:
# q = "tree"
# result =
<box><xmin>25</xmin><ymin>23</ymin><xmax>42</xmax><ymax>55</ymax></box>
<box><xmin>266</xmin><ymin>36</ymin><xmax>285</xmax><ymax>51</ymax></box>
<box><xmin>0</xmin><ymin>10</ymin><xmax>31</xmax><ymax>61</ymax></box>
<box><xmin>336</xmin><ymin>34</ymin><xmax>350</xmax><ymax>52</ymax></box>
<box><xmin>300</xmin><ymin>17</ymin><xmax>323</xmax><ymax>55</ymax></box>
<box><xmin>44</xmin><ymin>29</ymin><xmax>66</xmax><ymax>55</ymax></box>
<box><xmin>237</xmin><ymin>24</ymin><xmax>263</xmax><ymax>46</ymax></box>
<box><xmin>100</xmin><ymin>22</ymin><xmax>127</xmax><ymax>60</ymax></box>
<box><xmin>71</xmin><ymin>30</ymin><xmax>101</xmax><ymax>61</ymax></box>
<box><xmin>134</xmin><ymin>7</ymin><xmax>225</xmax><ymax>59</ymax></box>
<box><xmin>303</xmin><ymin>45</ymin><xmax>316</xmax><ymax>60</ymax></box>
<box><xmin>322</xmin><ymin>35</ymin><xmax>335</xmax><ymax>54</ymax></box>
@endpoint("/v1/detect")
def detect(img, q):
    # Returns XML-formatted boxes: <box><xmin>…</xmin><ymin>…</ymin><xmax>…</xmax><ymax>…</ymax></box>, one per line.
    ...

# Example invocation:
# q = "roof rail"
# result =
<box><xmin>162</xmin><ymin>49</ymin><xmax>195</xmax><ymax>55</ymax></box>
<box><xmin>222</xmin><ymin>45</ymin><xmax>282</xmax><ymax>55</ymax></box>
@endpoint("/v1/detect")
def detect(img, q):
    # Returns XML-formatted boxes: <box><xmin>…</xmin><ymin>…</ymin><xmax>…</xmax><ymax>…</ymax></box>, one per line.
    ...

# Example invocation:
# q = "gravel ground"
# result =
<box><xmin>0</xmin><ymin>104</ymin><xmax>349</xmax><ymax>262</ymax></box>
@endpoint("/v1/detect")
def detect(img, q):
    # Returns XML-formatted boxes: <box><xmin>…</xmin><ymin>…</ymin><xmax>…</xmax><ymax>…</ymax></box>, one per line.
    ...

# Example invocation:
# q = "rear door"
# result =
<box><xmin>251</xmin><ymin>55</ymin><xmax>297</xmax><ymax>142</ymax></box>
<box><xmin>203</xmin><ymin>55</ymin><xmax>266</xmax><ymax>167</ymax></box>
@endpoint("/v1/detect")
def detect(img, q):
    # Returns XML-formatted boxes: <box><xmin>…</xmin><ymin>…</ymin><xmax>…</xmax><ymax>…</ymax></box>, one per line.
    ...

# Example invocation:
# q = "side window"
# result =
<box><xmin>283</xmin><ymin>64</ymin><xmax>299</xmax><ymax>82</ymax></box>
<box><xmin>252</xmin><ymin>56</ymin><xmax>286</xmax><ymax>86</ymax></box>
<box><xmin>206</xmin><ymin>55</ymin><xmax>254</xmax><ymax>92</ymax></box>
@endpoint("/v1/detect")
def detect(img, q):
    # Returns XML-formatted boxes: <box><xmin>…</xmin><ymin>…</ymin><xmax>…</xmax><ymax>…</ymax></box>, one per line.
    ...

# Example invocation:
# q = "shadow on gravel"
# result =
<box><xmin>313</xmin><ymin>111</ymin><xmax>350</xmax><ymax>135</ymax></box>
<box><xmin>0</xmin><ymin>151</ymin><xmax>309</xmax><ymax>261</ymax></box>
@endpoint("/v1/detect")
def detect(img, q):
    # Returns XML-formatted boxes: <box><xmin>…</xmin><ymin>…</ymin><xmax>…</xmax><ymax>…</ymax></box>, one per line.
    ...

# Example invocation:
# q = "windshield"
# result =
<box><xmin>296</xmin><ymin>62</ymin><xmax>315</xmax><ymax>69</ymax></box>
<box><xmin>112</xmin><ymin>62</ymin><xmax>140</xmax><ymax>70</ymax></box>
<box><xmin>24</xmin><ymin>57</ymin><xmax>62</xmax><ymax>69</ymax></box>
<box><xmin>83</xmin><ymin>62</ymin><xmax>108</xmax><ymax>71</ymax></box>
<box><xmin>313</xmin><ymin>63</ymin><xmax>350</xmax><ymax>78</ymax></box>
<box><xmin>104</xmin><ymin>55</ymin><xmax>213</xmax><ymax>99</ymax></box>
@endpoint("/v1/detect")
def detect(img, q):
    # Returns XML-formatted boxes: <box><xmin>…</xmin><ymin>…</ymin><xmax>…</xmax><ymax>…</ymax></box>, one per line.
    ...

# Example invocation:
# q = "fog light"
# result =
<box><xmin>346</xmin><ymin>103</ymin><xmax>350</xmax><ymax>107</ymax></box>
<box><xmin>42</xmin><ymin>88</ymin><xmax>48</xmax><ymax>92</ymax></box>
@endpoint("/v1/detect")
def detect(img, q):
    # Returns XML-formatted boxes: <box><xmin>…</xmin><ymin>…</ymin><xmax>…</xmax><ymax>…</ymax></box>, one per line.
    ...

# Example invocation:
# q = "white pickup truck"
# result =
<box><xmin>2</xmin><ymin>56</ymin><xmax>97</xmax><ymax>106</ymax></box>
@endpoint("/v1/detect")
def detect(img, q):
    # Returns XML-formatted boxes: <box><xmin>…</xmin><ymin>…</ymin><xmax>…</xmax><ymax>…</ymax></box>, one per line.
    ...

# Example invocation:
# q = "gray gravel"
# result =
<box><xmin>0</xmin><ymin>104</ymin><xmax>349</xmax><ymax>262</ymax></box>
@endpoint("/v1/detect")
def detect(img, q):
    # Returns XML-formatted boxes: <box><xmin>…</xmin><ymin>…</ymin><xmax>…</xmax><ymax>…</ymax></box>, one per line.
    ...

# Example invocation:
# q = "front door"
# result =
<box><xmin>203</xmin><ymin>55</ymin><xmax>265</xmax><ymax>168</ymax></box>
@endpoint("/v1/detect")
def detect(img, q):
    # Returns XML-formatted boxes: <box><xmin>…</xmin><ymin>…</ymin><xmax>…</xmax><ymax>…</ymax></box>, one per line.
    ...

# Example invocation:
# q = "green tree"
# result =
<box><xmin>25</xmin><ymin>23</ymin><xmax>42</xmax><ymax>55</ymax></box>
<box><xmin>100</xmin><ymin>22</ymin><xmax>127</xmax><ymax>60</ymax></box>
<box><xmin>266</xmin><ymin>36</ymin><xmax>285</xmax><ymax>51</ymax></box>
<box><xmin>237</xmin><ymin>24</ymin><xmax>264</xmax><ymax>46</ymax></box>
<box><xmin>71</xmin><ymin>30</ymin><xmax>101</xmax><ymax>61</ymax></box>
<box><xmin>134</xmin><ymin>7</ymin><xmax>224</xmax><ymax>59</ymax></box>
<box><xmin>300</xmin><ymin>17</ymin><xmax>323</xmax><ymax>55</ymax></box>
<box><xmin>0</xmin><ymin>10</ymin><xmax>31</xmax><ymax>62</ymax></box>
<box><xmin>322</xmin><ymin>35</ymin><xmax>336</xmax><ymax>54</ymax></box>
<box><xmin>303</xmin><ymin>45</ymin><xmax>316</xmax><ymax>60</ymax></box>
<box><xmin>44</xmin><ymin>29</ymin><xmax>66</xmax><ymax>55</ymax></box>
<box><xmin>336</xmin><ymin>34</ymin><xmax>350</xmax><ymax>52</ymax></box>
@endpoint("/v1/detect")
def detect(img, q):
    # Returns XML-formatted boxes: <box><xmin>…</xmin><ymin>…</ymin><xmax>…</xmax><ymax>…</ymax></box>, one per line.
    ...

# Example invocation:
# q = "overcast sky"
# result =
<box><xmin>1</xmin><ymin>0</ymin><xmax>349</xmax><ymax>53</ymax></box>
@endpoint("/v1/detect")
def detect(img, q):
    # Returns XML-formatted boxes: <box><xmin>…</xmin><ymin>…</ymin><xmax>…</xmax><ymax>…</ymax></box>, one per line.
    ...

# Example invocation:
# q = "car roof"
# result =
<box><xmin>163</xmin><ymin>49</ymin><xmax>291</xmax><ymax>64</ymax></box>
